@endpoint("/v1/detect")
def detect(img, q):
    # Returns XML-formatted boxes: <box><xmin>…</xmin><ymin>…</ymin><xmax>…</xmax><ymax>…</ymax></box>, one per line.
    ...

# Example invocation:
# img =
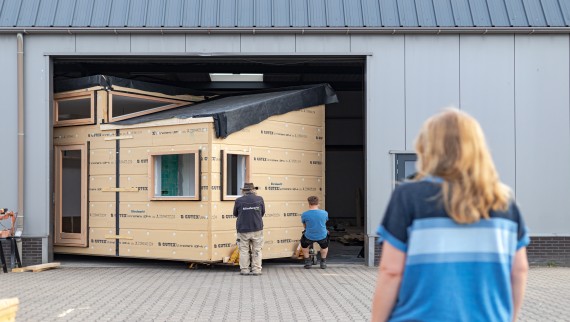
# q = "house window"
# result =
<box><xmin>222</xmin><ymin>151</ymin><xmax>250</xmax><ymax>200</ymax></box>
<box><xmin>54</xmin><ymin>145</ymin><xmax>88</xmax><ymax>247</ymax></box>
<box><xmin>150</xmin><ymin>151</ymin><xmax>200</xmax><ymax>201</ymax></box>
<box><xmin>54</xmin><ymin>92</ymin><xmax>95</xmax><ymax>127</ymax></box>
<box><xmin>109</xmin><ymin>91</ymin><xmax>186</xmax><ymax>122</ymax></box>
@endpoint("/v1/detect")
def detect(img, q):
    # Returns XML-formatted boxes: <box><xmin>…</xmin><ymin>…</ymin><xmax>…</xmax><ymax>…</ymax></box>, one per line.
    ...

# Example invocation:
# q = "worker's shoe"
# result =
<box><xmin>304</xmin><ymin>259</ymin><xmax>312</xmax><ymax>269</ymax></box>
<box><xmin>320</xmin><ymin>259</ymin><xmax>327</xmax><ymax>269</ymax></box>
<box><xmin>240</xmin><ymin>270</ymin><xmax>250</xmax><ymax>276</ymax></box>
<box><xmin>251</xmin><ymin>271</ymin><xmax>262</xmax><ymax>276</ymax></box>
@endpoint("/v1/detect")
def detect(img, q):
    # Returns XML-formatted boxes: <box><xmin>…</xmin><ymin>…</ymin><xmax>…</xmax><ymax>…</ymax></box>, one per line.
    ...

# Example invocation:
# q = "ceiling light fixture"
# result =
<box><xmin>209</xmin><ymin>73</ymin><xmax>264</xmax><ymax>82</ymax></box>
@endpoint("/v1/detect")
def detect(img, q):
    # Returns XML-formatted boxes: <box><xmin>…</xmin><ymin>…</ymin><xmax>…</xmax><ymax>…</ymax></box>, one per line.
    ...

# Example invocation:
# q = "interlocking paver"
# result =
<box><xmin>1</xmin><ymin>258</ymin><xmax>568</xmax><ymax>321</ymax></box>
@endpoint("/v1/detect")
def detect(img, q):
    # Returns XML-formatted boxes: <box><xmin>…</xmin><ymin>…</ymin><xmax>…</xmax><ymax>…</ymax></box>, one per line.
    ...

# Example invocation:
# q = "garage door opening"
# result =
<box><xmin>52</xmin><ymin>55</ymin><xmax>366</xmax><ymax>264</ymax></box>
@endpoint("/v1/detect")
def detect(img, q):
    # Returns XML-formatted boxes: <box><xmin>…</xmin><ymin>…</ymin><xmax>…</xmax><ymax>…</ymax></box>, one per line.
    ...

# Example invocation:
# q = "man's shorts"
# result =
<box><xmin>301</xmin><ymin>233</ymin><xmax>330</xmax><ymax>249</ymax></box>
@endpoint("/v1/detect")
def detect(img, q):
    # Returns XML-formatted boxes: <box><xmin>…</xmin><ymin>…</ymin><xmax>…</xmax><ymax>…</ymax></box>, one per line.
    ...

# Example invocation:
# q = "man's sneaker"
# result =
<box><xmin>251</xmin><ymin>271</ymin><xmax>262</xmax><ymax>276</ymax></box>
<box><xmin>240</xmin><ymin>270</ymin><xmax>250</xmax><ymax>276</ymax></box>
<box><xmin>320</xmin><ymin>259</ymin><xmax>327</xmax><ymax>269</ymax></box>
<box><xmin>304</xmin><ymin>259</ymin><xmax>312</xmax><ymax>269</ymax></box>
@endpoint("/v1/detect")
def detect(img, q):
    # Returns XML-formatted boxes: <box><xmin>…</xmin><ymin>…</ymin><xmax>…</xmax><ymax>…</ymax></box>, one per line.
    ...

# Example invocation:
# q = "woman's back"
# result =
<box><xmin>378</xmin><ymin>179</ymin><xmax>529</xmax><ymax>322</ymax></box>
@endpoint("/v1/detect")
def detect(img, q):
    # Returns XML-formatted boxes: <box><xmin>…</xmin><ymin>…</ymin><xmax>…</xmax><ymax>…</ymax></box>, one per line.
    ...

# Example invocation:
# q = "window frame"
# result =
<box><xmin>222</xmin><ymin>150</ymin><xmax>251</xmax><ymax>201</ymax></box>
<box><xmin>54</xmin><ymin>144</ymin><xmax>88</xmax><ymax>247</ymax></box>
<box><xmin>148</xmin><ymin>150</ymin><xmax>201</xmax><ymax>201</ymax></box>
<box><xmin>109</xmin><ymin>91</ymin><xmax>187</xmax><ymax>123</ymax></box>
<box><xmin>53</xmin><ymin>92</ymin><xmax>95</xmax><ymax>127</ymax></box>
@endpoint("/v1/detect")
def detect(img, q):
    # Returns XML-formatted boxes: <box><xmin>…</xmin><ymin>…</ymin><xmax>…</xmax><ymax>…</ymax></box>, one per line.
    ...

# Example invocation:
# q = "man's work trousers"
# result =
<box><xmin>237</xmin><ymin>230</ymin><xmax>264</xmax><ymax>273</ymax></box>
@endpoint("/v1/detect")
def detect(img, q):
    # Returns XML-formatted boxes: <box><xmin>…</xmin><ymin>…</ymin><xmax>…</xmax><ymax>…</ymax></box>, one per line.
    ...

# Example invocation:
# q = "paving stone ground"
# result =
<box><xmin>1</xmin><ymin>257</ymin><xmax>568</xmax><ymax>321</ymax></box>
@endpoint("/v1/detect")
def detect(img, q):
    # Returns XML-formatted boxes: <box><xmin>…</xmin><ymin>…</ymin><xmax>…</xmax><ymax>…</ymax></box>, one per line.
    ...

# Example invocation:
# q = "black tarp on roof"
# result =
<box><xmin>55</xmin><ymin>74</ymin><xmax>210</xmax><ymax>97</ymax></box>
<box><xmin>115</xmin><ymin>84</ymin><xmax>338</xmax><ymax>138</ymax></box>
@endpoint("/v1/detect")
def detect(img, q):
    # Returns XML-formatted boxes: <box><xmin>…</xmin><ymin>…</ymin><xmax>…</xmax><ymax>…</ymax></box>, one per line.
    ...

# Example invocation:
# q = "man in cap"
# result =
<box><xmin>233</xmin><ymin>182</ymin><xmax>265</xmax><ymax>276</ymax></box>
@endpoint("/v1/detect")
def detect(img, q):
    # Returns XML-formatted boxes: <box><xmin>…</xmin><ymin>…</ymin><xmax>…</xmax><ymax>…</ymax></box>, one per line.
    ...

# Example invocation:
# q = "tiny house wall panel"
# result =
<box><xmin>53</xmin><ymin>84</ymin><xmax>326</xmax><ymax>262</ymax></box>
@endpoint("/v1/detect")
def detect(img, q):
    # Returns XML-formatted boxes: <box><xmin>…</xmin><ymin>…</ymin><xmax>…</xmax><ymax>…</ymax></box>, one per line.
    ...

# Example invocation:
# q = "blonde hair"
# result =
<box><xmin>414</xmin><ymin>108</ymin><xmax>510</xmax><ymax>224</ymax></box>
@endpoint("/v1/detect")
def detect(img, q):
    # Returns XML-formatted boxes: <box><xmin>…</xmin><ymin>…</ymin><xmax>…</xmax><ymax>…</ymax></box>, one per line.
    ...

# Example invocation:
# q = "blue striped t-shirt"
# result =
<box><xmin>377</xmin><ymin>179</ymin><xmax>530</xmax><ymax>322</ymax></box>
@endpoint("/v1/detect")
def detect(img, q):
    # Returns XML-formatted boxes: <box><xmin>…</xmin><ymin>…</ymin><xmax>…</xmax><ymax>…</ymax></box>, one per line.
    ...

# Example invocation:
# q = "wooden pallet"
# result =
<box><xmin>11</xmin><ymin>262</ymin><xmax>60</xmax><ymax>273</ymax></box>
<box><xmin>0</xmin><ymin>298</ymin><xmax>19</xmax><ymax>322</ymax></box>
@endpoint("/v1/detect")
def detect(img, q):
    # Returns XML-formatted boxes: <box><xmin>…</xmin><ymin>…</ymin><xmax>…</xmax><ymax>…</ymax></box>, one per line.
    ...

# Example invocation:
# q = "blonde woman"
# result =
<box><xmin>371</xmin><ymin>109</ymin><xmax>529</xmax><ymax>322</ymax></box>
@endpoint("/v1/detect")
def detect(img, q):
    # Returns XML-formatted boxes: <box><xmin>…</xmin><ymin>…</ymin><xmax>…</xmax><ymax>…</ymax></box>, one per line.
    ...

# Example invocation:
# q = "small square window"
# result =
<box><xmin>149</xmin><ymin>151</ymin><xmax>200</xmax><ymax>201</ymax></box>
<box><xmin>54</xmin><ymin>92</ymin><xmax>95</xmax><ymax>127</ymax></box>
<box><xmin>222</xmin><ymin>151</ymin><xmax>250</xmax><ymax>200</ymax></box>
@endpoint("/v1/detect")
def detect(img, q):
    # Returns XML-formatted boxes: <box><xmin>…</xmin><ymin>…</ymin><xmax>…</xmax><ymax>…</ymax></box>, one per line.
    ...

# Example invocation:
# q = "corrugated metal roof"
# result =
<box><xmin>0</xmin><ymin>0</ymin><xmax>569</xmax><ymax>28</ymax></box>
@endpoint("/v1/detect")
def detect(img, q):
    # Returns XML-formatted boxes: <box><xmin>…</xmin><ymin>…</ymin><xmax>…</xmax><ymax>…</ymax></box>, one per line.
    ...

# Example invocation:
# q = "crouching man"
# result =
<box><xmin>301</xmin><ymin>196</ymin><xmax>329</xmax><ymax>269</ymax></box>
<box><xmin>233</xmin><ymin>182</ymin><xmax>265</xmax><ymax>276</ymax></box>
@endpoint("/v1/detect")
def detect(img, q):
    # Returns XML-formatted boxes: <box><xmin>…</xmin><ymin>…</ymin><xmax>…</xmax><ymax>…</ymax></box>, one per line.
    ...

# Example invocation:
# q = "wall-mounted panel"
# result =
<box><xmin>76</xmin><ymin>35</ymin><xmax>131</xmax><ymax>52</ymax></box>
<box><xmin>0</xmin><ymin>35</ymin><xmax>18</xmax><ymax>210</ymax></box>
<box><xmin>240</xmin><ymin>35</ymin><xmax>295</xmax><ymax>53</ymax></box>
<box><xmin>295</xmin><ymin>35</ymin><xmax>350</xmax><ymax>52</ymax></box>
<box><xmin>460</xmin><ymin>35</ymin><xmax>516</xmax><ymax>191</ymax></box>
<box><xmin>405</xmin><ymin>35</ymin><xmax>460</xmax><ymax>149</ymax></box>
<box><xmin>185</xmin><ymin>34</ymin><xmax>240</xmax><ymax>52</ymax></box>
<box><xmin>514</xmin><ymin>35</ymin><xmax>570</xmax><ymax>234</ymax></box>
<box><xmin>131</xmin><ymin>35</ymin><xmax>186</xmax><ymax>52</ymax></box>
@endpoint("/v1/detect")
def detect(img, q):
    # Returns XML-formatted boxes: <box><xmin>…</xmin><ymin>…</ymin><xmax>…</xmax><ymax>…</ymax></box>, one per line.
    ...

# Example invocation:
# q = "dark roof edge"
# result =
<box><xmin>1</xmin><ymin>27</ymin><xmax>570</xmax><ymax>35</ymax></box>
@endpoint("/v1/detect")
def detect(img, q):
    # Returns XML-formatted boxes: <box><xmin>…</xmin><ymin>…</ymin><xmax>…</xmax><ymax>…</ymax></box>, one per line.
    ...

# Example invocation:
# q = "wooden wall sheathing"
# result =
<box><xmin>118</xmin><ymin>145</ymin><xmax>210</xmax><ymax>175</ymax></box>
<box><xmin>115</xmin><ymin>124</ymin><xmax>210</xmax><ymax>148</ymax></box>
<box><xmin>117</xmin><ymin>201</ymin><xmax>209</xmax><ymax>231</ymax></box>
<box><xmin>54</xmin><ymin>227</ymin><xmax>116</xmax><ymax>256</ymax></box>
<box><xmin>210</xmin><ymin>201</ymin><xmax>309</xmax><ymax>231</ymax></box>
<box><xmin>118</xmin><ymin>229</ymin><xmax>209</xmax><ymax>261</ymax></box>
<box><xmin>266</xmin><ymin>105</ymin><xmax>324</xmax><ymax>127</ymax></box>
<box><xmin>89</xmin><ymin>202</ymin><xmax>117</xmax><ymax>228</ymax></box>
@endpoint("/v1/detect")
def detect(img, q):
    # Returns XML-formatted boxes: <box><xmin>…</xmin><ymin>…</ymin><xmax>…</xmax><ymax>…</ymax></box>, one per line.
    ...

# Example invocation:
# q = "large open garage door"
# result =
<box><xmin>52</xmin><ymin>56</ymin><xmax>366</xmax><ymax>264</ymax></box>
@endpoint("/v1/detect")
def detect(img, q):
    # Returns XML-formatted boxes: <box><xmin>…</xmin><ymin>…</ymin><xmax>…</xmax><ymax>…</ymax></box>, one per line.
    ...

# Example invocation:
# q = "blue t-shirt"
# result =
<box><xmin>301</xmin><ymin>209</ymin><xmax>328</xmax><ymax>241</ymax></box>
<box><xmin>377</xmin><ymin>178</ymin><xmax>530</xmax><ymax>322</ymax></box>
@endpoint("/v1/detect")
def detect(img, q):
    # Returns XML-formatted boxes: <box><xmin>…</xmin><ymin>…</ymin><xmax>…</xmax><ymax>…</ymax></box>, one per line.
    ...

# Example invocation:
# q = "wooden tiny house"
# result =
<box><xmin>52</xmin><ymin>76</ymin><xmax>337</xmax><ymax>262</ymax></box>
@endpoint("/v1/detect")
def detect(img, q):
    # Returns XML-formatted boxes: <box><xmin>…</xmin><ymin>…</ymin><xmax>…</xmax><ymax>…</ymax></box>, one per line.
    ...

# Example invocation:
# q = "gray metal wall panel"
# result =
<box><xmin>53</xmin><ymin>0</ymin><xmax>76</xmax><ymax>27</ymax></box>
<box><xmin>35</xmin><ymin>0</ymin><xmax>58</xmax><ymax>26</ymax></box>
<box><xmin>344</xmin><ymin>0</ymin><xmax>363</xmax><ymax>27</ymax></box>
<box><xmin>432</xmin><ymin>0</ymin><xmax>455</xmax><ymax>26</ymax></box>
<box><xmin>505</xmin><ymin>0</ymin><xmax>529</xmax><ymax>26</ymax></box>
<box><xmin>240</xmin><ymin>34</ymin><xmax>295</xmax><ymax>52</ymax></box>
<box><xmin>236</xmin><ymin>0</ymin><xmax>253</xmax><ymax>27</ymax></box>
<box><xmin>73</xmin><ymin>0</ymin><xmax>95</xmax><ymax>27</ymax></box>
<box><xmin>147</xmin><ymin>0</ymin><xmax>167</xmax><ymax>27</ymax></box>
<box><xmin>127</xmin><ymin>0</ymin><xmax>148</xmax><ymax>27</ymax></box>
<box><xmin>16</xmin><ymin>0</ymin><xmax>40</xmax><ymax>27</ymax></box>
<box><xmin>295</xmin><ymin>34</ymin><xmax>350</xmax><ymax>52</ymax></box>
<box><xmin>540</xmin><ymin>0</ymin><xmax>564</xmax><ymax>26</ymax></box>
<box><xmin>181</xmin><ymin>0</ymin><xmax>200</xmax><ymax>27</ymax></box>
<box><xmin>326</xmin><ymin>0</ymin><xmax>345</xmax><ymax>27</ymax></box>
<box><xmin>0</xmin><ymin>0</ymin><xmax>20</xmax><ymax>26</ymax></box>
<box><xmin>351</xmin><ymin>35</ymin><xmax>406</xmax><ymax>264</ymax></box>
<box><xmin>91</xmin><ymin>0</ymin><xmax>113</xmax><ymax>27</ymax></box>
<box><xmin>460</xmin><ymin>35</ymin><xmax>516</xmax><ymax>191</ymax></box>
<box><xmin>254</xmin><ymin>0</ymin><xmax>271</xmax><ymax>27</ymax></box>
<box><xmin>515</xmin><ymin>35</ymin><xmax>570</xmax><ymax>234</ymax></box>
<box><xmin>131</xmin><ymin>34</ymin><xmax>185</xmax><ymax>52</ymax></box>
<box><xmin>404</xmin><ymin>35</ymin><xmax>460</xmax><ymax>149</ymax></box>
<box><xmin>0</xmin><ymin>35</ymin><xmax>18</xmax><ymax>211</ymax></box>
<box><xmin>185</xmin><ymin>34</ymin><xmax>240</xmax><ymax>52</ymax></box>
<box><xmin>486</xmin><ymin>0</ymin><xmax>510</xmax><ymax>26</ymax></box>
<box><xmin>108</xmin><ymin>0</ymin><xmax>129</xmax><ymax>27</ymax></box>
<box><xmin>451</xmin><ymin>0</ymin><xmax>474</xmax><ymax>26</ymax></box>
<box><xmin>291</xmin><ymin>0</ymin><xmax>308</xmax><ymax>27</ymax></box>
<box><xmin>308</xmin><ymin>0</ymin><xmax>327</xmax><ymax>27</ymax></box>
<box><xmin>469</xmin><ymin>0</ymin><xmax>492</xmax><ymax>26</ymax></box>
<box><xmin>415</xmin><ymin>0</ymin><xmax>437</xmax><ymax>27</ymax></box>
<box><xmin>76</xmin><ymin>34</ymin><xmax>130</xmax><ymax>52</ymax></box>
<box><xmin>24</xmin><ymin>35</ymin><xmax>75</xmax><ymax>237</ymax></box>
<box><xmin>559</xmin><ymin>0</ymin><xmax>570</xmax><ymax>25</ymax></box>
<box><xmin>218</xmin><ymin>0</ymin><xmax>236</xmax><ymax>27</ymax></box>
<box><xmin>361</xmin><ymin>0</ymin><xmax>381</xmax><ymax>27</ymax></box>
<box><xmin>523</xmin><ymin>0</ymin><xmax>547</xmax><ymax>26</ymax></box>
<box><xmin>398</xmin><ymin>0</ymin><xmax>419</xmax><ymax>27</ymax></box>
<box><xmin>379</xmin><ymin>0</ymin><xmax>400</xmax><ymax>26</ymax></box>
<box><xmin>200</xmin><ymin>0</ymin><xmax>218</xmax><ymax>27</ymax></box>
<box><xmin>272</xmin><ymin>0</ymin><xmax>289</xmax><ymax>26</ymax></box>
